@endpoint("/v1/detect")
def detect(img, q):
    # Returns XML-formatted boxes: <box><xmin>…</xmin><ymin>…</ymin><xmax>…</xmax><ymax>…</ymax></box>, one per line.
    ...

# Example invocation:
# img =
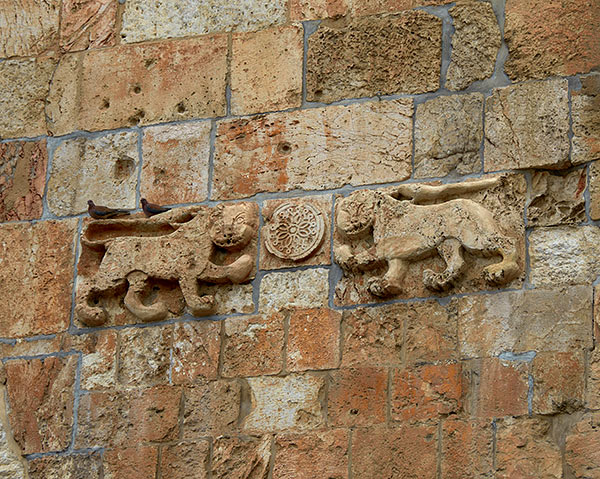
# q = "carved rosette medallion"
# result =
<box><xmin>265</xmin><ymin>203</ymin><xmax>325</xmax><ymax>261</ymax></box>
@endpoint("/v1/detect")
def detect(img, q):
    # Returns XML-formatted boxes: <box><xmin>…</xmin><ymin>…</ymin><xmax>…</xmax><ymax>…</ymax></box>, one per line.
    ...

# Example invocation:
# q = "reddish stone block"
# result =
<box><xmin>532</xmin><ymin>352</ymin><xmax>584</xmax><ymax>414</ymax></box>
<box><xmin>172</xmin><ymin>321</ymin><xmax>221</xmax><ymax>384</ymax></box>
<box><xmin>565</xmin><ymin>412</ymin><xmax>600</xmax><ymax>478</ymax></box>
<box><xmin>441</xmin><ymin>419</ymin><xmax>493</xmax><ymax>479</ymax></box>
<box><xmin>350</xmin><ymin>0</ymin><xmax>452</xmax><ymax>17</ymax></box>
<box><xmin>5</xmin><ymin>355</ymin><xmax>77</xmax><ymax>454</ymax></box>
<box><xmin>287</xmin><ymin>308</ymin><xmax>341</xmax><ymax>372</ymax></box>
<box><xmin>63</xmin><ymin>330</ymin><xmax>117</xmax><ymax>390</ymax></box>
<box><xmin>28</xmin><ymin>452</ymin><xmax>102</xmax><ymax>479</ymax></box>
<box><xmin>60</xmin><ymin>0</ymin><xmax>117</xmax><ymax>52</ymax></box>
<box><xmin>211</xmin><ymin>435</ymin><xmax>272</xmax><ymax>479</ymax></box>
<box><xmin>160</xmin><ymin>441</ymin><xmax>210</xmax><ymax>479</ymax></box>
<box><xmin>328</xmin><ymin>368</ymin><xmax>387</xmax><ymax>427</ymax></box>
<box><xmin>103</xmin><ymin>445</ymin><xmax>158</xmax><ymax>479</ymax></box>
<box><xmin>290</xmin><ymin>0</ymin><xmax>349</xmax><ymax>20</ymax></box>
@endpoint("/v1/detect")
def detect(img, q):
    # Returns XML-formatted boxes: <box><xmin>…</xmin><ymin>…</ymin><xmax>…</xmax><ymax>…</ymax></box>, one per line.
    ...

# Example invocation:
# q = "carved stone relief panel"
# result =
<box><xmin>333</xmin><ymin>174</ymin><xmax>526</xmax><ymax>305</ymax></box>
<box><xmin>75</xmin><ymin>203</ymin><xmax>259</xmax><ymax>327</ymax></box>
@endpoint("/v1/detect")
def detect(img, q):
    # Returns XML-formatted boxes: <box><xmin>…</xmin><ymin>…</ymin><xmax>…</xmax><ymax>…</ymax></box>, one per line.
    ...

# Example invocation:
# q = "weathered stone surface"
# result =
<box><xmin>590</xmin><ymin>161</ymin><xmax>600</xmax><ymax>221</ymax></box>
<box><xmin>0</xmin><ymin>140</ymin><xmax>47</xmax><ymax>221</ymax></box>
<box><xmin>290</xmin><ymin>0</ymin><xmax>348</xmax><ymax>20</ymax></box>
<box><xmin>495</xmin><ymin>417</ymin><xmax>562</xmax><ymax>479</ymax></box>
<box><xmin>504</xmin><ymin>0</ymin><xmax>600</xmax><ymax>81</ymax></box>
<box><xmin>350</xmin><ymin>0</ymin><xmax>452</xmax><ymax>17</ymax></box>
<box><xmin>391</xmin><ymin>363</ymin><xmax>463</xmax><ymax>422</ymax></box>
<box><xmin>222</xmin><ymin>313</ymin><xmax>285</xmax><ymax>377</ymax></box>
<box><xmin>28</xmin><ymin>453</ymin><xmax>102</xmax><ymax>479</ymax></box>
<box><xmin>484</xmin><ymin>79</ymin><xmax>570</xmax><ymax>171</ymax></box>
<box><xmin>0</xmin><ymin>0</ymin><xmax>59</xmax><ymax>57</ymax></box>
<box><xmin>306</xmin><ymin>12</ymin><xmax>441</xmax><ymax>102</ymax></box>
<box><xmin>261</xmin><ymin>196</ymin><xmax>331</xmax><ymax>270</ymax></box>
<box><xmin>48</xmin><ymin>132</ymin><xmax>139</xmax><ymax>216</ymax></box>
<box><xmin>182</xmin><ymin>381</ymin><xmax>241</xmax><ymax>438</ymax></box>
<box><xmin>231</xmin><ymin>25</ymin><xmax>303</xmax><ymax>115</ymax></box>
<box><xmin>104</xmin><ymin>446</ymin><xmax>158</xmax><ymax>479</ymax></box>
<box><xmin>441</xmin><ymin>419</ymin><xmax>493</xmax><ymax>479</ymax></box>
<box><xmin>0</xmin><ymin>336</ymin><xmax>62</xmax><ymax>359</ymax></box>
<box><xmin>211</xmin><ymin>435</ymin><xmax>271</xmax><ymax>479</ymax></box>
<box><xmin>456</xmin><ymin>286</ymin><xmax>592</xmax><ymax>357</ymax></box>
<box><xmin>328</xmin><ymin>368</ymin><xmax>387</xmax><ymax>427</ymax></box>
<box><xmin>414</xmin><ymin>93</ymin><xmax>483</xmax><ymax>178</ymax></box>
<box><xmin>243</xmin><ymin>374</ymin><xmax>325</xmax><ymax>432</ymax></box>
<box><xmin>0</xmin><ymin>220</ymin><xmax>76</xmax><ymax>338</ymax></box>
<box><xmin>118</xmin><ymin>326</ymin><xmax>171</xmax><ymax>387</ymax></box>
<box><xmin>527</xmin><ymin>169</ymin><xmax>587</xmax><ymax>226</ymax></box>
<box><xmin>273</xmin><ymin>430</ymin><xmax>349</xmax><ymax>479</ymax></box>
<box><xmin>529</xmin><ymin>227</ymin><xmax>600</xmax><ymax>287</ymax></box>
<box><xmin>259</xmin><ymin>268</ymin><xmax>329</xmax><ymax>313</ymax></box>
<box><xmin>141</xmin><ymin>122</ymin><xmax>211</xmax><ymax>205</ymax></box>
<box><xmin>0</xmin><ymin>57</ymin><xmax>57</xmax><ymax>139</ymax></box>
<box><xmin>213</xmin><ymin>99</ymin><xmax>413</xmax><ymax>199</ymax></box>
<box><xmin>60</xmin><ymin>0</ymin><xmax>117</xmax><ymax>52</ymax></box>
<box><xmin>63</xmin><ymin>330</ymin><xmax>117</xmax><ymax>390</ymax></box>
<box><xmin>0</xmin><ymin>385</ymin><xmax>27</xmax><ymax>479</ymax></box>
<box><xmin>160</xmin><ymin>441</ymin><xmax>209</xmax><ymax>479</ymax></box>
<box><xmin>446</xmin><ymin>2</ymin><xmax>500</xmax><ymax>91</ymax></box>
<box><xmin>172</xmin><ymin>321</ymin><xmax>220</xmax><ymax>384</ymax></box>
<box><xmin>532</xmin><ymin>352</ymin><xmax>585</xmax><ymax>414</ymax></box>
<box><xmin>352</xmin><ymin>425</ymin><xmax>438</xmax><ymax>479</ymax></box>
<box><xmin>47</xmin><ymin>36</ymin><xmax>227</xmax><ymax>135</ymax></box>
<box><xmin>205</xmin><ymin>284</ymin><xmax>255</xmax><ymax>315</ymax></box>
<box><xmin>288</xmin><ymin>308</ymin><xmax>341</xmax><ymax>372</ymax></box>
<box><xmin>5</xmin><ymin>356</ymin><xmax>77</xmax><ymax>454</ymax></box>
<box><xmin>121</xmin><ymin>0</ymin><xmax>287</xmax><ymax>43</ymax></box>
<box><xmin>565</xmin><ymin>412</ymin><xmax>600</xmax><ymax>478</ymax></box>
<box><xmin>572</xmin><ymin>73</ymin><xmax>600</xmax><ymax>166</ymax></box>
<box><xmin>405</xmin><ymin>301</ymin><xmax>457</xmax><ymax>364</ymax></box>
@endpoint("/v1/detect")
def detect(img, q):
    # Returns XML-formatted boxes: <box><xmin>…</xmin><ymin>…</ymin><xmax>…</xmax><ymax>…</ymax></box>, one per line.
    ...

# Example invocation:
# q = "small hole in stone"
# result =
<box><xmin>133</xmin><ymin>85</ymin><xmax>142</xmax><ymax>94</ymax></box>
<box><xmin>314</xmin><ymin>89</ymin><xmax>323</xmax><ymax>97</ymax></box>
<box><xmin>277</xmin><ymin>142</ymin><xmax>292</xmax><ymax>154</ymax></box>
<box><xmin>176</xmin><ymin>102</ymin><xmax>186</xmax><ymax>113</ymax></box>
<box><xmin>113</xmin><ymin>157</ymin><xmax>135</xmax><ymax>179</ymax></box>
<box><xmin>350</xmin><ymin>408</ymin><xmax>359</xmax><ymax>415</ymax></box>
<box><xmin>100</xmin><ymin>98</ymin><xmax>110</xmax><ymax>110</ymax></box>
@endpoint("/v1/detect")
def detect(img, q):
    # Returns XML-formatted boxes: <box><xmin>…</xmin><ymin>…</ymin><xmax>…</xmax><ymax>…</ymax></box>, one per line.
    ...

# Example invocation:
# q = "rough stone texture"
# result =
<box><xmin>504</xmin><ymin>0</ymin><xmax>600</xmax><ymax>81</ymax></box>
<box><xmin>441</xmin><ymin>419</ymin><xmax>493</xmax><ymax>479</ymax></box>
<box><xmin>243</xmin><ymin>374</ymin><xmax>325</xmax><ymax>432</ymax></box>
<box><xmin>328</xmin><ymin>368</ymin><xmax>387</xmax><ymax>427</ymax></box>
<box><xmin>0</xmin><ymin>140</ymin><xmax>47</xmax><ymax>221</ymax></box>
<box><xmin>259</xmin><ymin>268</ymin><xmax>329</xmax><ymax>313</ymax></box>
<box><xmin>222</xmin><ymin>313</ymin><xmax>285</xmax><ymax>378</ymax></box>
<box><xmin>60</xmin><ymin>0</ymin><xmax>117</xmax><ymax>52</ymax></box>
<box><xmin>349</xmin><ymin>0</ymin><xmax>453</xmax><ymax>17</ymax></box>
<box><xmin>213</xmin><ymin>99</ymin><xmax>413</xmax><ymax>199</ymax></box>
<box><xmin>288</xmin><ymin>308</ymin><xmax>341</xmax><ymax>372</ymax></box>
<box><xmin>352</xmin><ymin>425</ymin><xmax>438</xmax><ymax>479</ymax></box>
<box><xmin>0</xmin><ymin>336</ymin><xmax>63</xmax><ymax>358</ymax></box>
<box><xmin>211</xmin><ymin>435</ymin><xmax>271</xmax><ymax>479</ymax></box>
<box><xmin>0</xmin><ymin>220</ymin><xmax>76</xmax><ymax>338</ymax></box>
<box><xmin>141</xmin><ymin>122</ymin><xmax>211</xmax><ymax>205</ymax></box>
<box><xmin>391</xmin><ymin>363</ymin><xmax>463</xmax><ymax>422</ymax></box>
<box><xmin>205</xmin><ymin>284</ymin><xmax>255</xmax><ymax>315</ymax></box>
<box><xmin>495</xmin><ymin>417</ymin><xmax>562</xmax><ymax>479</ymax></box>
<box><xmin>484</xmin><ymin>79</ymin><xmax>570</xmax><ymax>171</ymax></box>
<box><xmin>572</xmin><ymin>73</ymin><xmax>600</xmax><ymax>166</ymax></box>
<box><xmin>0</xmin><ymin>385</ymin><xmax>27</xmax><ymax>479</ymax></box>
<box><xmin>0</xmin><ymin>0</ymin><xmax>59</xmax><ymax>57</ymax></box>
<box><xmin>121</xmin><ymin>0</ymin><xmax>287</xmax><ymax>43</ymax></box>
<box><xmin>532</xmin><ymin>352</ymin><xmax>585</xmax><ymax>414</ymax></box>
<box><xmin>529</xmin><ymin>227</ymin><xmax>600</xmax><ymax>287</ymax></box>
<box><xmin>0</xmin><ymin>57</ymin><xmax>57</xmax><ymax>139</ymax></box>
<box><xmin>290</xmin><ymin>0</ymin><xmax>349</xmax><ymax>20</ymax></box>
<box><xmin>527</xmin><ymin>169</ymin><xmax>587</xmax><ymax>226</ymax></box>
<box><xmin>172</xmin><ymin>321</ymin><xmax>221</xmax><ymax>384</ymax></box>
<box><xmin>160</xmin><ymin>441</ymin><xmax>210</xmax><ymax>479</ymax></box>
<box><xmin>456</xmin><ymin>286</ymin><xmax>592</xmax><ymax>357</ymax></box>
<box><xmin>5</xmin><ymin>356</ymin><xmax>77</xmax><ymax>454</ymax></box>
<box><xmin>565</xmin><ymin>413</ymin><xmax>600</xmax><ymax>478</ymax></box>
<box><xmin>182</xmin><ymin>381</ymin><xmax>241</xmax><ymax>438</ymax></box>
<box><xmin>28</xmin><ymin>453</ymin><xmax>102</xmax><ymax>479</ymax></box>
<box><xmin>47</xmin><ymin>131</ymin><xmax>139</xmax><ymax>216</ymax></box>
<box><xmin>306</xmin><ymin>12</ymin><xmax>442</xmax><ymax>102</ymax></box>
<box><xmin>118</xmin><ymin>326</ymin><xmax>171</xmax><ymax>387</ymax></box>
<box><xmin>103</xmin><ymin>446</ymin><xmax>158</xmax><ymax>479</ymax></box>
<box><xmin>273</xmin><ymin>430</ymin><xmax>349</xmax><ymax>479</ymax></box>
<box><xmin>414</xmin><ymin>93</ymin><xmax>483</xmax><ymax>178</ymax></box>
<box><xmin>47</xmin><ymin>36</ymin><xmax>227</xmax><ymax>135</ymax></box>
<box><xmin>231</xmin><ymin>25</ymin><xmax>303</xmax><ymax>115</ymax></box>
<box><xmin>590</xmin><ymin>161</ymin><xmax>600</xmax><ymax>221</ymax></box>
<box><xmin>446</xmin><ymin>2</ymin><xmax>501</xmax><ymax>91</ymax></box>
<box><xmin>63</xmin><ymin>330</ymin><xmax>117</xmax><ymax>390</ymax></box>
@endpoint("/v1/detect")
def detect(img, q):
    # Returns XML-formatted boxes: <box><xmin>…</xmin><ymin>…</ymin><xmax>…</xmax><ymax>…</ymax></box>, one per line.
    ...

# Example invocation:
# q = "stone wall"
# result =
<box><xmin>0</xmin><ymin>0</ymin><xmax>599</xmax><ymax>477</ymax></box>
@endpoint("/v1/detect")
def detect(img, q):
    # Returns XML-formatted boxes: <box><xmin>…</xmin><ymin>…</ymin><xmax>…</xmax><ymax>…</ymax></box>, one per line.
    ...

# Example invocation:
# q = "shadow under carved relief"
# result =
<box><xmin>75</xmin><ymin>203</ymin><xmax>258</xmax><ymax>327</ymax></box>
<box><xmin>334</xmin><ymin>175</ymin><xmax>526</xmax><ymax>304</ymax></box>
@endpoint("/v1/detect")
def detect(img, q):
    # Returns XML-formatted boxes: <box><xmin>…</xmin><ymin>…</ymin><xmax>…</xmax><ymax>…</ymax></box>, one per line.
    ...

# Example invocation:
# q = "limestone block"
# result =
<box><xmin>484</xmin><ymin>79</ymin><xmax>570</xmax><ymax>171</ymax></box>
<box><xmin>62</xmin><ymin>330</ymin><xmax>117</xmax><ymax>390</ymax></box>
<box><xmin>350</xmin><ymin>0</ymin><xmax>452</xmax><ymax>17</ymax></box>
<box><xmin>306</xmin><ymin>11</ymin><xmax>441</xmax><ymax>102</ymax></box>
<box><xmin>0</xmin><ymin>385</ymin><xmax>27</xmax><ymax>479</ymax></box>
<box><xmin>28</xmin><ymin>454</ymin><xmax>102</xmax><ymax>479</ymax></box>
<box><xmin>414</xmin><ymin>93</ymin><xmax>483</xmax><ymax>178</ymax></box>
<box><xmin>442</xmin><ymin>419</ymin><xmax>493</xmax><ymax>479</ymax></box>
<box><xmin>572</xmin><ymin>73</ymin><xmax>600</xmax><ymax>166</ymax></box>
<box><xmin>290</xmin><ymin>0</ymin><xmax>349</xmax><ymax>20</ymax></box>
<box><xmin>118</xmin><ymin>327</ymin><xmax>172</xmax><ymax>387</ymax></box>
<box><xmin>259</xmin><ymin>268</ymin><xmax>329</xmax><ymax>313</ymax></box>
<box><xmin>213</xmin><ymin>99</ymin><xmax>413</xmax><ymax>199</ymax></box>
<box><xmin>60</xmin><ymin>0</ymin><xmax>117</xmax><ymax>52</ymax></box>
<box><xmin>172</xmin><ymin>321</ymin><xmax>220</xmax><ymax>384</ymax></box>
<box><xmin>103</xmin><ymin>446</ymin><xmax>158</xmax><ymax>479</ymax></box>
<box><xmin>590</xmin><ymin>161</ymin><xmax>600</xmax><ymax>220</ymax></box>
<box><xmin>160</xmin><ymin>441</ymin><xmax>209</xmax><ymax>479</ymax></box>
<box><xmin>565</xmin><ymin>413</ymin><xmax>600</xmax><ymax>478</ymax></box>
<box><xmin>532</xmin><ymin>352</ymin><xmax>585</xmax><ymax>414</ymax></box>
<box><xmin>211</xmin><ymin>436</ymin><xmax>271</xmax><ymax>479</ymax></box>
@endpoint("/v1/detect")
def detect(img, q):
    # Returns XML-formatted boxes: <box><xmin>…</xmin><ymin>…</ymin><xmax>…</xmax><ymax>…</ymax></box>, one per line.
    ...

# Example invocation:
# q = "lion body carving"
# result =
<box><xmin>76</xmin><ymin>203</ymin><xmax>258</xmax><ymax>326</ymax></box>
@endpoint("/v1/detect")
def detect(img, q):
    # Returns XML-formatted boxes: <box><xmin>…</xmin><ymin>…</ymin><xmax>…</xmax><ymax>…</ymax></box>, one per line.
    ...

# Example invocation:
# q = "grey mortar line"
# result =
<box><xmin>301</xmin><ymin>20</ymin><xmax>320</xmax><ymax>107</ymax></box>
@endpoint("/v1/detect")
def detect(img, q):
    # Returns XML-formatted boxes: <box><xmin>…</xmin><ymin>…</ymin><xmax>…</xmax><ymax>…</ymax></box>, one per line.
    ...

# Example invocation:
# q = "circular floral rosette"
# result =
<box><xmin>265</xmin><ymin>203</ymin><xmax>325</xmax><ymax>261</ymax></box>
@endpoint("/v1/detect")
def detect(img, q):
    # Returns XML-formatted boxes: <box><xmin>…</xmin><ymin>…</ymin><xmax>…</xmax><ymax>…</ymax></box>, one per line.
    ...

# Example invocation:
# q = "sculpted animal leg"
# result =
<box><xmin>368</xmin><ymin>258</ymin><xmax>408</xmax><ymax>297</ymax></box>
<box><xmin>75</xmin><ymin>280</ymin><xmax>111</xmax><ymax>327</ymax></box>
<box><xmin>180</xmin><ymin>274</ymin><xmax>215</xmax><ymax>316</ymax></box>
<box><xmin>124</xmin><ymin>271</ymin><xmax>168</xmax><ymax>322</ymax></box>
<box><xmin>483</xmin><ymin>237</ymin><xmax>519</xmax><ymax>285</ymax></box>
<box><xmin>423</xmin><ymin>238</ymin><xmax>465</xmax><ymax>291</ymax></box>
<box><xmin>202</xmin><ymin>254</ymin><xmax>254</xmax><ymax>284</ymax></box>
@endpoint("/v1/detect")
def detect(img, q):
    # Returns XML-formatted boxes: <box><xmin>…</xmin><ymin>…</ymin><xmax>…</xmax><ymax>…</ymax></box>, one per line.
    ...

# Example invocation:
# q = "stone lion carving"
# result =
<box><xmin>76</xmin><ymin>203</ymin><xmax>258</xmax><ymax>326</ymax></box>
<box><xmin>334</xmin><ymin>177</ymin><xmax>519</xmax><ymax>296</ymax></box>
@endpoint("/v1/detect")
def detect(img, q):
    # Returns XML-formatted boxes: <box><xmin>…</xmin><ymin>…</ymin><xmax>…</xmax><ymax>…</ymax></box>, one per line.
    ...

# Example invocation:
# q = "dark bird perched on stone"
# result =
<box><xmin>87</xmin><ymin>200</ymin><xmax>131</xmax><ymax>219</ymax></box>
<box><xmin>141</xmin><ymin>198</ymin><xmax>171</xmax><ymax>217</ymax></box>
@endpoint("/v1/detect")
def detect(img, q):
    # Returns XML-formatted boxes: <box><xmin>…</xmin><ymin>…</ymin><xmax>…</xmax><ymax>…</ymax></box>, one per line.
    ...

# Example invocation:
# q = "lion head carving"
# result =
<box><xmin>209</xmin><ymin>203</ymin><xmax>258</xmax><ymax>250</ymax></box>
<box><xmin>336</xmin><ymin>190</ymin><xmax>379</xmax><ymax>239</ymax></box>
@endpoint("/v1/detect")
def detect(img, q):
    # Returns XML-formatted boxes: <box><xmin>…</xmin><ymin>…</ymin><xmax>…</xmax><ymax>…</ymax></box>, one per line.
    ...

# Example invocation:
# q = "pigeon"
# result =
<box><xmin>87</xmin><ymin>200</ymin><xmax>131</xmax><ymax>219</ymax></box>
<box><xmin>141</xmin><ymin>198</ymin><xmax>171</xmax><ymax>217</ymax></box>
